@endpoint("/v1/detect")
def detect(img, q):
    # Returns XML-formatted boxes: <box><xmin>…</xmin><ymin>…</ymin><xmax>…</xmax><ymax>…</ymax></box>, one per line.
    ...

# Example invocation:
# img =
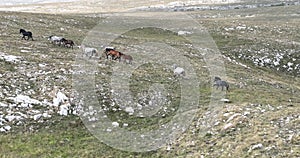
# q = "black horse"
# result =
<box><xmin>20</xmin><ymin>29</ymin><xmax>33</xmax><ymax>41</ymax></box>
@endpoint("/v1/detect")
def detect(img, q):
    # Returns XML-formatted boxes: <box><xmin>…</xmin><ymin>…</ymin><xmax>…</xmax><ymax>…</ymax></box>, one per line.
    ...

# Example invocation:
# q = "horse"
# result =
<box><xmin>48</xmin><ymin>35</ymin><xmax>63</xmax><ymax>46</ymax></box>
<box><xmin>173</xmin><ymin>64</ymin><xmax>185</xmax><ymax>77</ymax></box>
<box><xmin>80</xmin><ymin>45</ymin><xmax>98</xmax><ymax>58</ymax></box>
<box><xmin>20</xmin><ymin>29</ymin><xmax>33</xmax><ymax>41</ymax></box>
<box><xmin>103</xmin><ymin>47</ymin><xmax>115</xmax><ymax>59</ymax></box>
<box><xmin>213</xmin><ymin>80</ymin><xmax>229</xmax><ymax>91</ymax></box>
<box><xmin>61</xmin><ymin>38</ymin><xmax>75</xmax><ymax>49</ymax></box>
<box><xmin>105</xmin><ymin>49</ymin><xmax>123</xmax><ymax>61</ymax></box>
<box><xmin>120</xmin><ymin>54</ymin><xmax>133</xmax><ymax>64</ymax></box>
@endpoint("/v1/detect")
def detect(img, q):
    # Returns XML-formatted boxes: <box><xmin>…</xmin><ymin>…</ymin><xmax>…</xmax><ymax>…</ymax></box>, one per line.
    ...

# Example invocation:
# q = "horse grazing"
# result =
<box><xmin>20</xmin><ymin>29</ymin><xmax>33</xmax><ymax>41</ymax></box>
<box><xmin>61</xmin><ymin>38</ymin><xmax>75</xmax><ymax>49</ymax></box>
<box><xmin>120</xmin><ymin>54</ymin><xmax>133</xmax><ymax>64</ymax></box>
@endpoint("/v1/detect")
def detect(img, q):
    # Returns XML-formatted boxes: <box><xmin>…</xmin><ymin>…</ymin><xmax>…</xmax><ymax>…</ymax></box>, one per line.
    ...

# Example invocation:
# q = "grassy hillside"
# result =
<box><xmin>0</xmin><ymin>5</ymin><xmax>299</xmax><ymax>157</ymax></box>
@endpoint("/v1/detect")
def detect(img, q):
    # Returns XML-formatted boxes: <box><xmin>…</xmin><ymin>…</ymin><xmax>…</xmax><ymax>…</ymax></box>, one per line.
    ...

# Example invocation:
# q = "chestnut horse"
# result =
<box><xmin>105</xmin><ymin>49</ymin><xmax>123</xmax><ymax>61</ymax></box>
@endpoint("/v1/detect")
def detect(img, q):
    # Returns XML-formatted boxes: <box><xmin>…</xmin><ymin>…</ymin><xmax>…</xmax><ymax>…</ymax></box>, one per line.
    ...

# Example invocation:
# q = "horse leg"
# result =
<box><xmin>112</xmin><ymin>54</ymin><xmax>116</xmax><ymax>60</ymax></box>
<box><xmin>115</xmin><ymin>54</ymin><xmax>121</xmax><ymax>62</ymax></box>
<box><xmin>106</xmin><ymin>52</ymin><xmax>112</xmax><ymax>60</ymax></box>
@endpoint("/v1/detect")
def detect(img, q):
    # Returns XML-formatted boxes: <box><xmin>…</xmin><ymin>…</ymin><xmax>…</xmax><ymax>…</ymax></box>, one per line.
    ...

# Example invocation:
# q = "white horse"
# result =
<box><xmin>173</xmin><ymin>64</ymin><xmax>185</xmax><ymax>77</ymax></box>
<box><xmin>48</xmin><ymin>35</ymin><xmax>64</xmax><ymax>46</ymax></box>
<box><xmin>79</xmin><ymin>45</ymin><xmax>98</xmax><ymax>58</ymax></box>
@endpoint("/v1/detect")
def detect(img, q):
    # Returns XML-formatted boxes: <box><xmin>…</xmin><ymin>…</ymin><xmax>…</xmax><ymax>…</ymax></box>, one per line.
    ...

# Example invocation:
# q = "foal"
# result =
<box><xmin>20</xmin><ymin>29</ymin><xmax>33</xmax><ymax>41</ymax></box>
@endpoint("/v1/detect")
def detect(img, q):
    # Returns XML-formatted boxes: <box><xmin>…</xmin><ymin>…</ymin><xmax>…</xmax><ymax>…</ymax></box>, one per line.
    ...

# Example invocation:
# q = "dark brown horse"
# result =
<box><xmin>61</xmin><ymin>38</ymin><xmax>74</xmax><ymax>49</ymax></box>
<box><xmin>20</xmin><ymin>29</ymin><xmax>33</xmax><ymax>41</ymax></box>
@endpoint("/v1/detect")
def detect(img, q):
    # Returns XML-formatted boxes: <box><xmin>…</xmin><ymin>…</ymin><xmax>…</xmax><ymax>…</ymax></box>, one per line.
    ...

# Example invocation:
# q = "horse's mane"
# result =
<box><xmin>20</xmin><ymin>29</ymin><xmax>26</xmax><ymax>33</ymax></box>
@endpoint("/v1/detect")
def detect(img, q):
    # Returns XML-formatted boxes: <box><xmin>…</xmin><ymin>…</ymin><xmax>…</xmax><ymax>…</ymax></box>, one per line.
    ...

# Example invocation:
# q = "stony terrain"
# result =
<box><xmin>0</xmin><ymin>3</ymin><xmax>299</xmax><ymax>158</ymax></box>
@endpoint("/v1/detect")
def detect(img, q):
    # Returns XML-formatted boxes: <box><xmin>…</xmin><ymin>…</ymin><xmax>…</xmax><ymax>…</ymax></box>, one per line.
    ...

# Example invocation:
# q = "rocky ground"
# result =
<box><xmin>0</xmin><ymin>3</ymin><xmax>299</xmax><ymax>158</ymax></box>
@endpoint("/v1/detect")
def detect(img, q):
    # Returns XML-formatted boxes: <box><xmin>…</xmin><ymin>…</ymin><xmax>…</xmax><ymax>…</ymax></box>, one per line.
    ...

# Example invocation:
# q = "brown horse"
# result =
<box><xmin>61</xmin><ymin>38</ymin><xmax>74</xmax><ymax>49</ymax></box>
<box><xmin>120</xmin><ymin>54</ymin><xmax>133</xmax><ymax>64</ymax></box>
<box><xmin>103</xmin><ymin>47</ymin><xmax>115</xmax><ymax>59</ymax></box>
<box><xmin>105</xmin><ymin>49</ymin><xmax>123</xmax><ymax>61</ymax></box>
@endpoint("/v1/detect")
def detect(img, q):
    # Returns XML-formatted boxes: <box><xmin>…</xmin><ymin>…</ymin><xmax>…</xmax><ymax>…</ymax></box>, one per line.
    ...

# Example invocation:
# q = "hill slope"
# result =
<box><xmin>0</xmin><ymin>5</ymin><xmax>299</xmax><ymax>157</ymax></box>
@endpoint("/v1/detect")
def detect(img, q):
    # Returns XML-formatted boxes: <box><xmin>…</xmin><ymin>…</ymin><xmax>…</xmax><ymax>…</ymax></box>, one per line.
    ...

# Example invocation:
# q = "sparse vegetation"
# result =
<box><xmin>0</xmin><ymin>4</ymin><xmax>299</xmax><ymax>158</ymax></box>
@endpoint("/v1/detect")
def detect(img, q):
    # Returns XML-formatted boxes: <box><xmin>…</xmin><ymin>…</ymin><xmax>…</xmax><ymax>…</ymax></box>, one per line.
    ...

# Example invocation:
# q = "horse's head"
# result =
<box><xmin>20</xmin><ymin>29</ymin><xmax>25</xmax><ymax>34</ymax></box>
<box><xmin>48</xmin><ymin>35</ymin><xmax>53</xmax><ymax>40</ymax></box>
<box><xmin>214</xmin><ymin>76</ymin><xmax>222</xmax><ymax>82</ymax></box>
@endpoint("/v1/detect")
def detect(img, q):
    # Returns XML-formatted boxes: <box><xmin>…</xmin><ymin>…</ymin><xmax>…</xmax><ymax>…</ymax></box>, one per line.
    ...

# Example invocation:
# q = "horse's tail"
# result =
<box><xmin>29</xmin><ymin>32</ymin><xmax>34</xmax><ymax>41</ymax></box>
<box><xmin>70</xmin><ymin>41</ymin><xmax>75</xmax><ymax>49</ymax></box>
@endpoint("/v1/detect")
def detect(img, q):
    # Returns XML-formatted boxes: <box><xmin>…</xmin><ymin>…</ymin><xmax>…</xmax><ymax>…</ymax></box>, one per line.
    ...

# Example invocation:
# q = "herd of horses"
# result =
<box><xmin>20</xmin><ymin>28</ymin><xmax>230</xmax><ymax>91</ymax></box>
<box><xmin>20</xmin><ymin>29</ymin><xmax>75</xmax><ymax>49</ymax></box>
<box><xmin>19</xmin><ymin>28</ymin><xmax>133</xmax><ymax>64</ymax></box>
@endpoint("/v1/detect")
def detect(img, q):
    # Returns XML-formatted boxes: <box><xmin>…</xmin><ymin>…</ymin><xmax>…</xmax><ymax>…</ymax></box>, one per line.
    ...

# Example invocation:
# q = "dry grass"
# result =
<box><xmin>0</xmin><ymin>5</ymin><xmax>299</xmax><ymax>157</ymax></box>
